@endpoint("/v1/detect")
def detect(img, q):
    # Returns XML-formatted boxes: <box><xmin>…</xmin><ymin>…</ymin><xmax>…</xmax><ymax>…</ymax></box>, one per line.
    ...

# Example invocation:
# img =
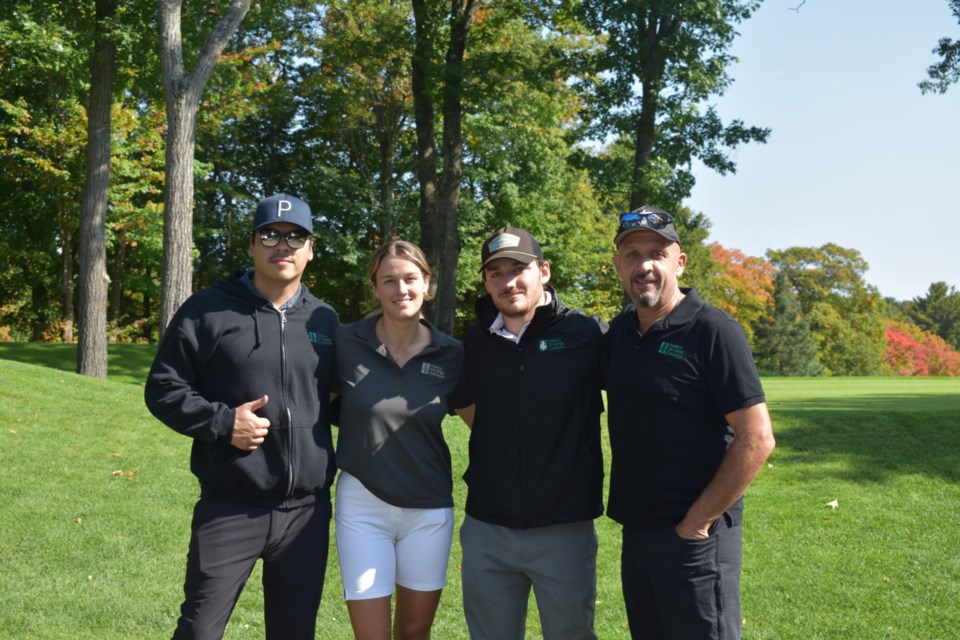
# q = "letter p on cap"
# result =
<box><xmin>277</xmin><ymin>199</ymin><xmax>292</xmax><ymax>217</ymax></box>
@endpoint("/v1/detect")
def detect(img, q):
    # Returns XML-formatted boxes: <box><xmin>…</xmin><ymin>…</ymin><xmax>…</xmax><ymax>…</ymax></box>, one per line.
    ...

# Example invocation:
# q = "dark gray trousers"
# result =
<box><xmin>172</xmin><ymin>497</ymin><xmax>331</xmax><ymax>640</ymax></box>
<box><xmin>621</xmin><ymin>515</ymin><xmax>742</xmax><ymax>640</ymax></box>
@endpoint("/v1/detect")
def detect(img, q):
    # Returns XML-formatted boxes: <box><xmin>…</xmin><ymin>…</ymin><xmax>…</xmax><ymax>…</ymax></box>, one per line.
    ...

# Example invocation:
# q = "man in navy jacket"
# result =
<box><xmin>145</xmin><ymin>194</ymin><xmax>338</xmax><ymax>640</ymax></box>
<box><xmin>451</xmin><ymin>226</ymin><xmax>606</xmax><ymax>639</ymax></box>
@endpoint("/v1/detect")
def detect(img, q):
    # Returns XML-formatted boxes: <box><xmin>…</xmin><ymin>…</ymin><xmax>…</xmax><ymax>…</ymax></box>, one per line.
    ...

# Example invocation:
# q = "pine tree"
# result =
<box><xmin>755</xmin><ymin>273</ymin><xmax>822</xmax><ymax>376</ymax></box>
<box><xmin>905</xmin><ymin>281</ymin><xmax>960</xmax><ymax>350</ymax></box>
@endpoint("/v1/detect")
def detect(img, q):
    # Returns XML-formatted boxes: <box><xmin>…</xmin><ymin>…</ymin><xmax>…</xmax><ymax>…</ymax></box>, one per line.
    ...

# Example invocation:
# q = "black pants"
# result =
<box><xmin>621</xmin><ymin>515</ymin><xmax>742</xmax><ymax>640</ymax></box>
<box><xmin>172</xmin><ymin>497</ymin><xmax>331</xmax><ymax>640</ymax></box>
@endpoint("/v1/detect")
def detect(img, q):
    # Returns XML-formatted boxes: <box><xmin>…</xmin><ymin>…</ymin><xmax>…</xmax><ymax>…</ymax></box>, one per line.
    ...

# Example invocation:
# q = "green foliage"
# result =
<box><xmin>291</xmin><ymin>0</ymin><xmax>420</xmax><ymax>320</ymax></box>
<box><xmin>754</xmin><ymin>273</ymin><xmax>822</xmax><ymax>376</ymax></box>
<box><xmin>767</xmin><ymin>244</ymin><xmax>886</xmax><ymax>376</ymax></box>
<box><xmin>451</xmin><ymin>7</ymin><xmax>620</xmax><ymax>325</ymax></box>
<box><xmin>808</xmin><ymin>303</ymin><xmax>885</xmax><ymax>376</ymax></box>
<box><xmin>918</xmin><ymin>0</ymin><xmax>960</xmax><ymax>94</ymax></box>
<box><xmin>903</xmin><ymin>281</ymin><xmax>960</xmax><ymax>350</ymax></box>
<box><xmin>2</xmin><ymin>0</ymin><xmax>939</xmax><ymax>355</ymax></box>
<box><xmin>0</xmin><ymin>0</ymin><xmax>753</xmax><ymax>340</ymax></box>
<box><xmin>0</xmin><ymin>0</ymin><xmax>168</xmax><ymax>341</ymax></box>
<box><xmin>573</xmin><ymin>0</ymin><xmax>770</xmax><ymax>206</ymax></box>
<box><xmin>0</xmin><ymin>2</ymin><xmax>93</xmax><ymax>339</ymax></box>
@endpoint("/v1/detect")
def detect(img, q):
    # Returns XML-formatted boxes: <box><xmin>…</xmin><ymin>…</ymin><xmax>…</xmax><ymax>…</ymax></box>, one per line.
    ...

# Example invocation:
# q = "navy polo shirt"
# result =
<box><xmin>334</xmin><ymin>315</ymin><xmax>464</xmax><ymax>509</ymax></box>
<box><xmin>606</xmin><ymin>288</ymin><xmax>765</xmax><ymax>530</ymax></box>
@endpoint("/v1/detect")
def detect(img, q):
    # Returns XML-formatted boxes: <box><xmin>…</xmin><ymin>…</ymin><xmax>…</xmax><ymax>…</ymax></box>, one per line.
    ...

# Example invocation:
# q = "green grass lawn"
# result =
<box><xmin>0</xmin><ymin>342</ymin><xmax>157</xmax><ymax>386</ymax></box>
<box><xmin>1</xmin><ymin>345</ymin><xmax>958</xmax><ymax>638</ymax></box>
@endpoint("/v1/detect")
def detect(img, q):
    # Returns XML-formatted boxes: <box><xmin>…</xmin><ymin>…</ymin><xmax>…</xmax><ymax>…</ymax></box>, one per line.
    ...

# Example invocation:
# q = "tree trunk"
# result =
<box><xmin>60</xmin><ymin>221</ymin><xmax>75</xmax><ymax>344</ymax></box>
<box><xmin>31</xmin><ymin>284</ymin><xmax>49</xmax><ymax>342</ymax></box>
<box><xmin>433</xmin><ymin>1</ymin><xmax>477</xmax><ymax>335</ymax></box>
<box><xmin>412</xmin><ymin>0</ymin><xmax>478</xmax><ymax>336</ymax></box>
<box><xmin>630</xmin><ymin>76</ymin><xmax>658</xmax><ymax>209</ymax></box>
<box><xmin>157</xmin><ymin>0</ymin><xmax>253</xmax><ymax>332</ymax></box>
<box><xmin>77</xmin><ymin>0</ymin><xmax>116</xmax><ymax>379</ymax></box>
<box><xmin>376</xmin><ymin>104</ymin><xmax>398</xmax><ymax>241</ymax></box>
<box><xmin>143</xmin><ymin>264</ymin><xmax>153</xmax><ymax>340</ymax></box>
<box><xmin>412</xmin><ymin>0</ymin><xmax>440</xmax><ymax>274</ymax></box>
<box><xmin>109</xmin><ymin>237</ymin><xmax>126</xmax><ymax>324</ymax></box>
<box><xmin>158</xmin><ymin>94</ymin><xmax>198</xmax><ymax>331</ymax></box>
<box><xmin>630</xmin><ymin>11</ymin><xmax>679</xmax><ymax>210</ymax></box>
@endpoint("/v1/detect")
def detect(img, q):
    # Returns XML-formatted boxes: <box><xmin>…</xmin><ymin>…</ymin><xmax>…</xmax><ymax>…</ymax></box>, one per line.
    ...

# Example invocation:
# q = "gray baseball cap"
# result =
<box><xmin>614</xmin><ymin>206</ymin><xmax>680</xmax><ymax>246</ymax></box>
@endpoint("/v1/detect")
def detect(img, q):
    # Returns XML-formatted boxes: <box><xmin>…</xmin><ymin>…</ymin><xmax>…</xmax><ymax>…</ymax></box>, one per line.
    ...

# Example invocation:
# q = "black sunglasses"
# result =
<box><xmin>258</xmin><ymin>228</ymin><xmax>311</xmax><ymax>249</ymax></box>
<box><xmin>618</xmin><ymin>210</ymin><xmax>674</xmax><ymax>231</ymax></box>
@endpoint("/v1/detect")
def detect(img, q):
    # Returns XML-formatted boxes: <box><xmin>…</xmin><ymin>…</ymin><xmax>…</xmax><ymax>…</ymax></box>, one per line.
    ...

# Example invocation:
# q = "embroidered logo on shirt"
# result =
<box><xmin>539</xmin><ymin>338</ymin><xmax>566</xmax><ymax>352</ymax></box>
<box><xmin>308</xmin><ymin>331</ymin><xmax>333</xmax><ymax>346</ymax></box>
<box><xmin>658</xmin><ymin>341</ymin><xmax>685</xmax><ymax>360</ymax></box>
<box><xmin>421</xmin><ymin>363</ymin><xmax>446</xmax><ymax>379</ymax></box>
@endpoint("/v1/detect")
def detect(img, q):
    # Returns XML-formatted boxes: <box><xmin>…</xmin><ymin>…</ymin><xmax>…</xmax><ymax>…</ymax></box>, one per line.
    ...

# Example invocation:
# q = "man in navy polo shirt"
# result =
<box><xmin>605</xmin><ymin>206</ymin><xmax>775</xmax><ymax>640</ymax></box>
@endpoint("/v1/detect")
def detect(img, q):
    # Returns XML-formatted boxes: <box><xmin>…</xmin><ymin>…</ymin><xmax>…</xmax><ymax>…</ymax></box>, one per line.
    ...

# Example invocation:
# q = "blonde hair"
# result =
<box><xmin>367</xmin><ymin>240</ymin><xmax>434</xmax><ymax>302</ymax></box>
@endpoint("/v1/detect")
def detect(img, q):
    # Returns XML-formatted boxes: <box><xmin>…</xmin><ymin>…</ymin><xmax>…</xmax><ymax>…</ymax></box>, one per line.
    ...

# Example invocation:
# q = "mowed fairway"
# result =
<box><xmin>744</xmin><ymin>377</ymin><xmax>960</xmax><ymax>639</ymax></box>
<box><xmin>0</xmin><ymin>346</ymin><xmax>958</xmax><ymax>638</ymax></box>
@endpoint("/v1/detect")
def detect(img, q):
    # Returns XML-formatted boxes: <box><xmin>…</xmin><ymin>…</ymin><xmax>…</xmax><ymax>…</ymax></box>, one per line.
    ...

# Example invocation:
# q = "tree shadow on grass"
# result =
<box><xmin>0</xmin><ymin>343</ymin><xmax>156</xmax><ymax>385</ymax></box>
<box><xmin>768</xmin><ymin>394</ymin><xmax>960</xmax><ymax>484</ymax></box>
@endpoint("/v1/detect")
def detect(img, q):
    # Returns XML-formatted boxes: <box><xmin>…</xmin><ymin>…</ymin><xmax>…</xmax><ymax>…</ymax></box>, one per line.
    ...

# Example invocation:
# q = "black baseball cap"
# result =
<box><xmin>480</xmin><ymin>226</ymin><xmax>544</xmax><ymax>271</ymax></box>
<box><xmin>614</xmin><ymin>205</ymin><xmax>680</xmax><ymax>246</ymax></box>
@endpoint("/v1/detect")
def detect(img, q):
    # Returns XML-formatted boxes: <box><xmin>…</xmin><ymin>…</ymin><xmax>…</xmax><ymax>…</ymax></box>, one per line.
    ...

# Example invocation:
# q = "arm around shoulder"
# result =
<box><xmin>454</xmin><ymin>404</ymin><xmax>475</xmax><ymax>429</ymax></box>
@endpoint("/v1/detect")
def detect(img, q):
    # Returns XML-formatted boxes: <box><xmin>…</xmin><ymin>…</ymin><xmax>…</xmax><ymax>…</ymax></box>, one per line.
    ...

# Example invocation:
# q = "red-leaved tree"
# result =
<box><xmin>884</xmin><ymin>320</ymin><xmax>960</xmax><ymax>376</ymax></box>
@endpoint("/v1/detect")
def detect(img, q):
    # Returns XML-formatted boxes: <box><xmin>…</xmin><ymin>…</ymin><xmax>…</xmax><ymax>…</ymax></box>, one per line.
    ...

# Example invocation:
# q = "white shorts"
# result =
<box><xmin>335</xmin><ymin>471</ymin><xmax>454</xmax><ymax>600</ymax></box>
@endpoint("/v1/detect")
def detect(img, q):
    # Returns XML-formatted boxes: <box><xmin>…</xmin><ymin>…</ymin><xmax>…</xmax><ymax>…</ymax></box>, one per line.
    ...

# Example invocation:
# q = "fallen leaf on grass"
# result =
<box><xmin>111</xmin><ymin>470</ymin><xmax>123</xmax><ymax>476</ymax></box>
<box><xmin>824</xmin><ymin>499</ymin><xmax>839</xmax><ymax>509</ymax></box>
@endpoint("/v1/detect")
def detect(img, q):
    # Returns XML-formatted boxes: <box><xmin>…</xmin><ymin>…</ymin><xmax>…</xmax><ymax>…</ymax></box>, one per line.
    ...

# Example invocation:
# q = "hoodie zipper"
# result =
<box><xmin>278</xmin><ymin>308</ymin><xmax>296</xmax><ymax>497</ymax></box>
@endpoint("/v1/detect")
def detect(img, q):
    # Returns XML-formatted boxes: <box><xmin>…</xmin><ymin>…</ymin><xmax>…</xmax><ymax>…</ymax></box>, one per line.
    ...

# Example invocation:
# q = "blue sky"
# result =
<box><xmin>685</xmin><ymin>0</ymin><xmax>960</xmax><ymax>302</ymax></box>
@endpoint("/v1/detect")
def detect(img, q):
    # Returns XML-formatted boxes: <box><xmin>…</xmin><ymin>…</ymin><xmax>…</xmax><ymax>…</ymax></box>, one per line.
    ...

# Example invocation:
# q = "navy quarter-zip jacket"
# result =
<box><xmin>451</xmin><ymin>286</ymin><xmax>606</xmax><ymax>529</ymax></box>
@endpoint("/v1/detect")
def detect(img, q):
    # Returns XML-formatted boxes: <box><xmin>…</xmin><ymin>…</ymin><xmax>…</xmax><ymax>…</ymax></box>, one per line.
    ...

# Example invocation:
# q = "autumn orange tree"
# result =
<box><xmin>698</xmin><ymin>242</ymin><xmax>775</xmax><ymax>345</ymax></box>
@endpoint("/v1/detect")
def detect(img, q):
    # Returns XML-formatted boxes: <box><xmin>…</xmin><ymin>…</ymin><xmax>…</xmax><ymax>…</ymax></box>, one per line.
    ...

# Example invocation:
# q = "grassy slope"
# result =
<box><xmin>0</xmin><ymin>346</ymin><xmax>958</xmax><ymax>638</ymax></box>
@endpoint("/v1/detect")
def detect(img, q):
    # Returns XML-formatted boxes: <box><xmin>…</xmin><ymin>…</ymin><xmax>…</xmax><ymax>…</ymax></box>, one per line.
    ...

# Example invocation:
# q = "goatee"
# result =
<box><xmin>628</xmin><ymin>284</ymin><xmax>661</xmax><ymax>309</ymax></box>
